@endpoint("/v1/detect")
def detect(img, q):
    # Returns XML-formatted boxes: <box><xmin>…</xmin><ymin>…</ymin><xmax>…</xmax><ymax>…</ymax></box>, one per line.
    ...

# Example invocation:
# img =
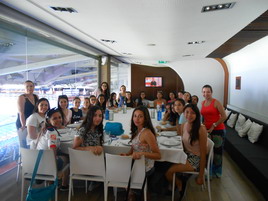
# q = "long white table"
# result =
<box><xmin>60</xmin><ymin>108</ymin><xmax>187</xmax><ymax>164</ymax></box>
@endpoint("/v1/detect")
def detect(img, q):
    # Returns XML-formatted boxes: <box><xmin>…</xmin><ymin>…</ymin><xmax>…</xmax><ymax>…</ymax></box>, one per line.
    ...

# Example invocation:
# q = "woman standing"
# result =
<box><xmin>73</xmin><ymin>106</ymin><xmax>103</xmax><ymax>155</ymax></box>
<box><xmin>26</xmin><ymin>98</ymin><xmax>50</xmax><ymax>148</ymax></box>
<box><xmin>118</xmin><ymin>85</ymin><xmax>127</xmax><ymax>107</ymax></box>
<box><xmin>16</xmin><ymin>80</ymin><xmax>39</xmax><ymax>148</ymax></box>
<box><xmin>94</xmin><ymin>82</ymin><xmax>110</xmax><ymax>102</ymax></box>
<box><xmin>200</xmin><ymin>84</ymin><xmax>226</xmax><ymax>177</ymax></box>
<box><xmin>57</xmin><ymin>95</ymin><xmax>72</xmax><ymax>126</ymax></box>
<box><xmin>165</xmin><ymin>104</ymin><xmax>207</xmax><ymax>200</ymax></box>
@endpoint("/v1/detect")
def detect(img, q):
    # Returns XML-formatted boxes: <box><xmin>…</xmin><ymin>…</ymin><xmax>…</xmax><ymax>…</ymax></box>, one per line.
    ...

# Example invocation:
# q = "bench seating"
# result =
<box><xmin>224</xmin><ymin>108</ymin><xmax>268</xmax><ymax>200</ymax></box>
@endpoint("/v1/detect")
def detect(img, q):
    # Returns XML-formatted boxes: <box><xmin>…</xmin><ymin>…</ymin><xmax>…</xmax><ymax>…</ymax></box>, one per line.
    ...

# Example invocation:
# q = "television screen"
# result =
<box><xmin>145</xmin><ymin>77</ymin><xmax>162</xmax><ymax>87</ymax></box>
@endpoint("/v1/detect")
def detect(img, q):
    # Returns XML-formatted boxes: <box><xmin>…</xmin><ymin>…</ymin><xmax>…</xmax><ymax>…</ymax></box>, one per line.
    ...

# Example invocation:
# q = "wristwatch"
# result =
<box><xmin>213</xmin><ymin>123</ymin><xmax>217</xmax><ymax>127</ymax></box>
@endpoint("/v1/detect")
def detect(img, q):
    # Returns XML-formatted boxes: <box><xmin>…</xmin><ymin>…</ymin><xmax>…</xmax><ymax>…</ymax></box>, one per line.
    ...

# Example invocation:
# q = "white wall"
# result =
<box><xmin>224</xmin><ymin>36</ymin><xmax>268</xmax><ymax>123</ymax></box>
<box><xmin>168</xmin><ymin>58</ymin><xmax>225</xmax><ymax>108</ymax></box>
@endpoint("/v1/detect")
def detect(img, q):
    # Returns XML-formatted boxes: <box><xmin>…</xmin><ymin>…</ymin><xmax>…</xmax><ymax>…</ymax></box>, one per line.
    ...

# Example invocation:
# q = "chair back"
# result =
<box><xmin>105</xmin><ymin>153</ymin><xmax>146</xmax><ymax>187</ymax></box>
<box><xmin>207</xmin><ymin>138</ymin><xmax>214</xmax><ymax>171</ymax></box>
<box><xmin>20</xmin><ymin>148</ymin><xmax>57</xmax><ymax>178</ymax></box>
<box><xmin>68</xmin><ymin>148</ymin><xmax>105</xmax><ymax>177</ymax></box>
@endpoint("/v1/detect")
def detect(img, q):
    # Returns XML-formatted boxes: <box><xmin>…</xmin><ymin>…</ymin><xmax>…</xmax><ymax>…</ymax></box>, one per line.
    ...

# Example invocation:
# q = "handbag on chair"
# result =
<box><xmin>26</xmin><ymin>150</ymin><xmax>58</xmax><ymax>201</ymax></box>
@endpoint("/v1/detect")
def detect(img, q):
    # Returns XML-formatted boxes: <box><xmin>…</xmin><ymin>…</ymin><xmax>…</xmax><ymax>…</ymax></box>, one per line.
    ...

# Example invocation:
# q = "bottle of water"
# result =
<box><xmin>105</xmin><ymin>109</ymin><xmax>109</xmax><ymax>120</ymax></box>
<box><xmin>123</xmin><ymin>100</ymin><xmax>127</xmax><ymax>114</ymax></box>
<box><xmin>161</xmin><ymin>102</ymin><xmax>165</xmax><ymax>112</ymax></box>
<box><xmin>109</xmin><ymin>110</ymin><xmax>114</xmax><ymax>121</ymax></box>
<box><xmin>157</xmin><ymin>105</ymin><xmax>162</xmax><ymax>121</ymax></box>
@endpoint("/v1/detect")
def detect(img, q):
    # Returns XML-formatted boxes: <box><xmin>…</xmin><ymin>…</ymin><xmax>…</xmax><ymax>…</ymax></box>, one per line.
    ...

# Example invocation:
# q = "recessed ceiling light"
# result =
<box><xmin>201</xmin><ymin>2</ymin><xmax>235</xmax><ymax>12</ymax></box>
<box><xmin>122</xmin><ymin>52</ymin><xmax>132</xmax><ymax>55</ymax></box>
<box><xmin>147</xmin><ymin>44</ymin><xmax>156</xmax><ymax>46</ymax></box>
<box><xmin>50</xmin><ymin>6</ymin><xmax>77</xmax><ymax>13</ymax></box>
<box><xmin>101</xmin><ymin>39</ymin><xmax>117</xmax><ymax>44</ymax></box>
<box><xmin>182</xmin><ymin>54</ymin><xmax>194</xmax><ymax>57</ymax></box>
<box><xmin>187</xmin><ymin>41</ymin><xmax>205</xmax><ymax>45</ymax></box>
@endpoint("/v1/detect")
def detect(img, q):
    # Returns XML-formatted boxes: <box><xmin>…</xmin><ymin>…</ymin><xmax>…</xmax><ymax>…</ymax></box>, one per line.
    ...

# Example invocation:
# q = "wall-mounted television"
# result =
<box><xmin>145</xmin><ymin>76</ymin><xmax>162</xmax><ymax>87</ymax></box>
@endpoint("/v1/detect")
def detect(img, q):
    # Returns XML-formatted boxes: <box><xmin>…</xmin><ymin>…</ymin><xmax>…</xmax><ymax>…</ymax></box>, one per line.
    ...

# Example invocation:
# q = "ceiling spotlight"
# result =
<box><xmin>202</xmin><ymin>2</ymin><xmax>235</xmax><ymax>12</ymax></box>
<box><xmin>101</xmin><ymin>39</ymin><xmax>117</xmax><ymax>44</ymax></box>
<box><xmin>188</xmin><ymin>41</ymin><xmax>205</xmax><ymax>45</ymax></box>
<box><xmin>147</xmin><ymin>43</ymin><xmax>156</xmax><ymax>46</ymax></box>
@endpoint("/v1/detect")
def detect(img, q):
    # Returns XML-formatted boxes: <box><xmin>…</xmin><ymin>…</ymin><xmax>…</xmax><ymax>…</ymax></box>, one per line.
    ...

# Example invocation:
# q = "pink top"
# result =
<box><xmin>200</xmin><ymin>99</ymin><xmax>225</xmax><ymax>130</ymax></box>
<box><xmin>182</xmin><ymin>123</ymin><xmax>201</xmax><ymax>156</ymax></box>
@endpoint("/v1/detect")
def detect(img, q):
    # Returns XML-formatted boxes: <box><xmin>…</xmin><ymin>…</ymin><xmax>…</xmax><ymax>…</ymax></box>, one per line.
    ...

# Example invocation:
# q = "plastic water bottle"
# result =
<box><xmin>123</xmin><ymin>100</ymin><xmax>127</xmax><ymax>114</ymax></box>
<box><xmin>157</xmin><ymin>105</ymin><xmax>162</xmax><ymax>121</ymax></box>
<box><xmin>109</xmin><ymin>110</ymin><xmax>114</xmax><ymax>121</ymax></box>
<box><xmin>161</xmin><ymin>102</ymin><xmax>165</xmax><ymax>112</ymax></box>
<box><xmin>105</xmin><ymin>109</ymin><xmax>109</xmax><ymax>120</ymax></box>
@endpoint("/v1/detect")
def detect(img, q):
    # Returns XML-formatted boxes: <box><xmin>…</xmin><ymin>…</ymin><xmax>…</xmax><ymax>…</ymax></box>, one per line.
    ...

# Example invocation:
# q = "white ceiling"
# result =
<box><xmin>1</xmin><ymin>0</ymin><xmax>268</xmax><ymax>66</ymax></box>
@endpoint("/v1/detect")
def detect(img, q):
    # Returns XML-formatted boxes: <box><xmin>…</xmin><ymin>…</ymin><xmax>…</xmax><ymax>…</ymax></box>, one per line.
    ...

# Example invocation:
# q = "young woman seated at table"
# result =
<box><xmin>81</xmin><ymin>97</ymin><xmax>90</xmax><ymax>118</ymax></box>
<box><xmin>96</xmin><ymin>94</ymin><xmax>106</xmax><ymax>112</ymax></box>
<box><xmin>121</xmin><ymin>106</ymin><xmax>161</xmax><ymax>173</ymax></box>
<box><xmin>73</xmin><ymin>106</ymin><xmax>103</xmax><ymax>156</ymax></box>
<box><xmin>153</xmin><ymin>91</ymin><xmax>167</xmax><ymax>108</ymax></box>
<box><xmin>70</xmin><ymin>97</ymin><xmax>83</xmax><ymax>123</ymax></box>
<box><xmin>135</xmin><ymin>91</ymin><xmax>150</xmax><ymax>107</ymax></box>
<box><xmin>165</xmin><ymin>104</ymin><xmax>207</xmax><ymax>200</ymax></box>
<box><xmin>126</xmin><ymin>91</ymin><xmax>135</xmax><ymax>108</ymax></box>
<box><xmin>34</xmin><ymin>108</ymin><xmax>69</xmax><ymax>191</ymax></box>
<box><xmin>156</xmin><ymin>99</ymin><xmax>185</xmax><ymax>133</ymax></box>
<box><xmin>107</xmin><ymin>92</ymin><xmax>118</xmax><ymax>109</ymax></box>
<box><xmin>26</xmin><ymin>98</ymin><xmax>50</xmax><ymax>149</ymax></box>
<box><xmin>58</xmin><ymin>95</ymin><xmax>72</xmax><ymax>126</ymax></box>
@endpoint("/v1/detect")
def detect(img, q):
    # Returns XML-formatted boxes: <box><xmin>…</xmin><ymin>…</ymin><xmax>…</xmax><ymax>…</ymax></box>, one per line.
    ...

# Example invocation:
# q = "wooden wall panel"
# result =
<box><xmin>131</xmin><ymin>64</ymin><xmax>184</xmax><ymax>100</ymax></box>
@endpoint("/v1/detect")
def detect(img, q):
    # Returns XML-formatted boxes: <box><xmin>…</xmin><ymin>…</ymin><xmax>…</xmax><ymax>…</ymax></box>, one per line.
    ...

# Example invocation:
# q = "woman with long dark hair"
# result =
<box><xmin>121</xmin><ymin>106</ymin><xmax>161</xmax><ymax>172</ymax></box>
<box><xmin>135</xmin><ymin>91</ymin><xmax>149</xmax><ymax>107</ymax></box>
<box><xmin>26</xmin><ymin>98</ymin><xmax>50</xmax><ymax>148</ymax></box>
<box><xmin>57</xmin><ymin>95</ymin><xmax>72</xmax><ymax>126</ymax></box>
<box><xmin>165</xmin><ymin>104</ymin><xmax>207</xmax><ymax>200</ymax></box>
<box><xmin>73</xmin><ymin>106</ymin><xmax>104</xmax><ymax>155</ymax></box>
<box><xmin>94</xmin><ymin>81</ymin><xmax>110</xmax><ymax>102</ymax></box>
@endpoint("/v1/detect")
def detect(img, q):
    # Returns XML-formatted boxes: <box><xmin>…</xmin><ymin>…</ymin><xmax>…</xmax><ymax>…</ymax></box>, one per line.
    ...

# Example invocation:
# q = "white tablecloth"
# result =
<box><xmin>60</xmin><ymin>108</ymin><xmax>187</xmax><ymax>164</ymax></box>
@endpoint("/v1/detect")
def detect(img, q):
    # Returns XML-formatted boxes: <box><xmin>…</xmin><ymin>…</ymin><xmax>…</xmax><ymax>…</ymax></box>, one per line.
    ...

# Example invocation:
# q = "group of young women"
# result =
<box><xmin>16</xmin><ymin>80</ymin><xmax>226</xmax><ymax>199</ymax></box>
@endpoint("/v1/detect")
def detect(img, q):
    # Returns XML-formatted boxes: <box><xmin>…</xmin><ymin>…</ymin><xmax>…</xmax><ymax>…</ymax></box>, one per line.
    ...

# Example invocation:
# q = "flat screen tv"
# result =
<box><xmin>145</xmin><ymin>76</ymin><xmax>162</xmax><ymax>87</ymax></box>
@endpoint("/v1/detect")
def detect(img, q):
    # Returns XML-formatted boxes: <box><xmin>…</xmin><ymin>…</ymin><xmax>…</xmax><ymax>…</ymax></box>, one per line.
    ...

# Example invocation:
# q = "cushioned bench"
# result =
<box><xmin>224</xmin><ymin>108</ymin><xmax>268</xmax><ymax>200</ymax></box>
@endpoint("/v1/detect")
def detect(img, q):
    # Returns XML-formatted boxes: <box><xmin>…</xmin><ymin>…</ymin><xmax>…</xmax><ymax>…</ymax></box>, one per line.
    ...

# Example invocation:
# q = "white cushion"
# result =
<box><xmin>247</xmin><ymin>122</ymin><xmax>263</xmax><ymax>143</ymax></box>
<box><xmin>238</xmin><ymin>119</ymin><xmax>252</xmax><ymax>137</ymax></box>
<box><xmin>226</xmin><ymin>113</ymin><xmax>238</xmax><ymax>128</ymax></box>
<box><xmin>225</xmin><ymin>109</ymin><xmax>231</xmax><ymax>118</ymax></box>
<box><xmin>235</xmin><ymin>114</ymin><xmax>246</xmax><ymax>132</ymax></box>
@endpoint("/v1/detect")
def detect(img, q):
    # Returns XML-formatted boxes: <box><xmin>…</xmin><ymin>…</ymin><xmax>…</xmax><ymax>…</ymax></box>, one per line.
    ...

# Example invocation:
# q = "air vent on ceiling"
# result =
<box><xmin>50</xmin><ymin>6</ymin><xmax>77</xmax><ymax>13</ymax></box>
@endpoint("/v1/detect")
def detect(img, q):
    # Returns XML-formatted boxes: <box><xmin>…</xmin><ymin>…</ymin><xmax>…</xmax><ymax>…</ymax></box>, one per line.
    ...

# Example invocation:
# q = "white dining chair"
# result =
<box><xmin>171</xmin><ymin>138</ymin><xmax>214</xmax><ymax>201</ymax></box>
<box><xmin>105</xmin><ymin>153</ymin><xmax>147</xmax><ymax>201</ymax></box>
<box><xmin>20</xmin><ymin>148</ymin><xmax>58</xmax><ymax>201</ymax></box>
<box><xmin>68</xmin><ymin>148</ymin><xmax>106</xmax><ymax>201</ymax></box>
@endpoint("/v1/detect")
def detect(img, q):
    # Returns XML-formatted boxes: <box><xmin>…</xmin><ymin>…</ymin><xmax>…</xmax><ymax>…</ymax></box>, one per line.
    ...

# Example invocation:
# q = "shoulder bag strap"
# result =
<box><xmin>125</xmin><ymin>159</ymin><xmax>135</xmax><ymax>201</ymax></box>
<box><xmin>29</xmin><ymin>150</ymin><xmax>43</xmax><ymax>188</ymax></box>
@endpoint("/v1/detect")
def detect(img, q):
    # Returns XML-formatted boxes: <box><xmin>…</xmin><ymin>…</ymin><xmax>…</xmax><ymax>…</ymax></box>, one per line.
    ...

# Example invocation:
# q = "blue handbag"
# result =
<box><xmin>104</xmin><ymin>122</ymin><xmax>124</xmax><ymax>136</ymax></box>
<box><xmin>26</xmin><ymin>150</ymin><xmax>58</xmax><ymax>201</ymax></box>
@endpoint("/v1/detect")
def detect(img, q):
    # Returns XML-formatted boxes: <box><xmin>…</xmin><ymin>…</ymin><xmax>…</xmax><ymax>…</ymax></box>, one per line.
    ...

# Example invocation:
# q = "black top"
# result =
<box><xmin>70</xmin><ymin>108</ymin><xmax>83</xmax><ymax>123</ymax></box>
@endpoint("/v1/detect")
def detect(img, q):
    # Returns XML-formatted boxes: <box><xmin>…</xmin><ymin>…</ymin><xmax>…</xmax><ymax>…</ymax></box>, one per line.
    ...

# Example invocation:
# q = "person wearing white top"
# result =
<box><xmin>26</xmin><ymin>98</ymin><xmax>50</xmax><ymax>148</ymax></box>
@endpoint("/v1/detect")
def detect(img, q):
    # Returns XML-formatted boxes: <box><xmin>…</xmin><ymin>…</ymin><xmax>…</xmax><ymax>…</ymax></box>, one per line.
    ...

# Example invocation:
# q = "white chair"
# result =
<box><xmin>20</xmin><ymin>148</ymin><xmax>58</xmax><ymax>201</ymax></box>
<box><xmin>172</xmin><ymin>138</ymin><xmax>214</xmax><ymax>201</ymax></box>
<box><xmin>68</xmin><ymin>148</ymin><xmax>106</xmax><ymax>201</ymax></box>
<box><xmin>105</xmin><ymin>153</ymin><xmax>147</xmax><ymax>201</ymax></box>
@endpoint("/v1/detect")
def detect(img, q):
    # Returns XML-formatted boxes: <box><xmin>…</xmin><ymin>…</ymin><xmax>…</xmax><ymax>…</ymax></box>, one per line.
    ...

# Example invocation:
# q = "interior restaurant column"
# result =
<box><xmin>98</xmin><ymin>55</ymin><xmax>111</xmax><ymax>86</ymax></box>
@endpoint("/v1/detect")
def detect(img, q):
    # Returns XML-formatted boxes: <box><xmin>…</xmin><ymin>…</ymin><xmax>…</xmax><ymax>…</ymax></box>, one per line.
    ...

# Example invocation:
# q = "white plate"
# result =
<box><xmin>66</xmin><ymin>123</ymin><xmax>80</xmax><ymax>128</ymax></box>
<box><xmin>161</xmin><ymin>140</ymin><xmax>181</xmax><ymax>146</ymax></box>
<box><xmin>59</xmin><ymin>136</ymin><xmax>73</xmax><ymax>142</ymax></box>
<box><xmin>57</xmin><ymin>128</ymin><xmax>69</xmax><ymax>134</ymax></box>
<box><xmin>121</xmin><ymin>141</ymin><xmax>132</xmax><ymax>146</ymax></box>
<box><xmin>161</xmin><ymin>132</ymin><xmax>178</xmax><ymax>137</ymax></box>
